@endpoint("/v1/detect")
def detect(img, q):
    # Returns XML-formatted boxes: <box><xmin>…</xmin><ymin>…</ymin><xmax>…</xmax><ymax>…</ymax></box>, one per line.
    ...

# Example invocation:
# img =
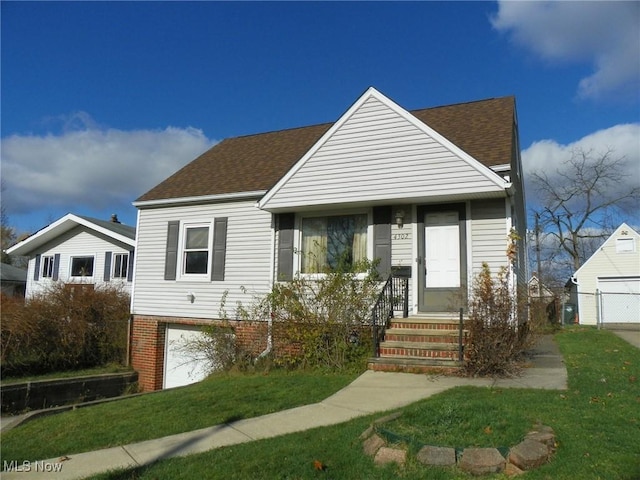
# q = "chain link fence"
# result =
<box><xmin>596</xmin><ymin>290</ymin><xmax>640</xmax><ymax>326</ymax></box>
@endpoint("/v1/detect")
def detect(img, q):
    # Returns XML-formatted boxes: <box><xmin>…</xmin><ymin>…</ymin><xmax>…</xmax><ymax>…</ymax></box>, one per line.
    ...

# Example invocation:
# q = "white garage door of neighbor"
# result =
<box><xmin>164</xmin><ymin>326</ymin><xmax>212</xmax><ymax>389</ymax></box>
<box><xmin>597</xmin><ymin>277</ymin><xmax>640</xmax><ymax>324</ymax></box>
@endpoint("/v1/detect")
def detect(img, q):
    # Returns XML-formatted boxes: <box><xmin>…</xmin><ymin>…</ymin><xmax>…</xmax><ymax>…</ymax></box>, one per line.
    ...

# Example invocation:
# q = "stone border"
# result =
<box><xmin>361</xmin><ymin>412</ymin><xmax>556</xmax><ymax>476</ymax></box>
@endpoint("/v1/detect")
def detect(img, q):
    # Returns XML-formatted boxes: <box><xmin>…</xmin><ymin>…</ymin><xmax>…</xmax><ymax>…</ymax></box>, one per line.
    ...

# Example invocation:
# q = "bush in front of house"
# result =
<box><xmin>188</xmin><ymin>258</ymin><xmax>382</xmax><ymax>374</ymax></box>
<box><xmin>0</xmin><ymin>283</ymin><xmax>130</xmax><ymax>377</ymax></box>
<box><xmin>464</xmin><ymin>262</ymin><xmax>531</xmax><ymax>377</ymax></box>
<box><xmin>266</xmin><ymin>259</ymin><xmax>380</xmax><ymax>371</ymax></box>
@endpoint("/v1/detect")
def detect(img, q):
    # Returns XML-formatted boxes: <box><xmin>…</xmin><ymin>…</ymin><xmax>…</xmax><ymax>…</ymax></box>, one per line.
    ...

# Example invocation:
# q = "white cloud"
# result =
<box><xmin>522</xmin><ymin>123</ymin><xmax>640</xmax><ymax>218</ymax></box>
<box><xmin>491</xmin><ymin>1</ymin><xmax>640</xmax><ymax>100</ymax></box>
<box><xmin>1</xmin><ymin>116</ymin><xmax>216</xmax><ymax>216</ymax></box>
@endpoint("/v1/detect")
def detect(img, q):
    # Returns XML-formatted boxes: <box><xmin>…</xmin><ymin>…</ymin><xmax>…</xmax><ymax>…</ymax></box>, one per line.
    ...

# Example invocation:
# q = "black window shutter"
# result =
<box><xmin>127</xmin><ymin>250</ymin><xmax>135</xmax><ymax>282</ymax></box>
<box><xmin>164</xmin><ymin>221</ymin><xmax>180</xmax><ymax>281</ymax></box>
<box><xmin>104</xmin><ymin>252</ymin><xmax>112</xmax><ymax>282</ymax></box>
<box><xmin>277</xmin><ymin>213</ymin><xmax>295</xmax><ymax>281</ymax></box>
<box><xmin>52</xmin><ymin>254</ymin><xmax>61</xmax><ymax>281</ymax></box>
<box><xmin>211</xmin><ymin>217</ymin><xmax>228</xmax><ymax>281</ymax></box>
<box><xmin>34</xmin><ymin>254</ymin><xmax>41</xmax><ymax>281</ymax></box>
<box><xmin>373</xmin><ymin>206</ymin><xmax>392</xmax><ymax>278</ymax></box>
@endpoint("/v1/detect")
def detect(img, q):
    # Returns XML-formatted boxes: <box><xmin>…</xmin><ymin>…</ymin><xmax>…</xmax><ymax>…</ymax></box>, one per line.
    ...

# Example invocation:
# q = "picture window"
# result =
<box><xmin>300</xmin><ymin>214</ymin><xmax>367</xmax><ymax>273</ymax></box>
<box><xmin>70</xmin><ymin>256</ymin><xmax>94</xmax><ymax>277</ymax></box>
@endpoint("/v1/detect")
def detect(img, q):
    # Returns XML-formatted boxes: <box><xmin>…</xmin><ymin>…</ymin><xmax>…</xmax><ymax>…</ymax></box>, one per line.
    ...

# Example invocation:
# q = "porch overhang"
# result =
<box><xmin>257</xmin><ymin>188</ymin><xmax>509</xmax><ymax>214</ymax></box>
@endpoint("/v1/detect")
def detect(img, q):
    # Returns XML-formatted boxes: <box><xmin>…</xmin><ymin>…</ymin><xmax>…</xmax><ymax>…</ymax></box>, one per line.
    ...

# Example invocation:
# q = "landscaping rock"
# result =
<box><xmin>459</xmin><ymin>448</ymin><xmax>506</xmax><ymax>475</ymax></box>
<box><xmin>374</xmin><ymin>446</ymin><xmax>406</xmax><ymax>467</ymax></box>
<box><xmin>509</xmin><ymin>439</ymin><xmax>549</xmax><ymax>470</ymax></box>
<box><xmin>372</xmin><ymin>411</ymin><xmax>403</xmax><ymax>425</ymax></box>
<box><xmin>505</xmin><ymin>462</ymin><xmax>525</xmax><ymax>476</ymax></box>
<box><xmin>362</xmin><ymin>433</ymin><xmax>385</xmax><ymax>457</ymax></box>
<box><xmin>525</xmin><ymin>431</ymin><xmax>556</xmax><ymax>449</ymax></box>
<box><xmin>416</xmin><ymin>445</ymin><xmax>456</xmax><ymax>467</ymax></box>
<box><xmin>359</xmin><ymin>425</ymin><xmax>374</xmax><ymax>440</ymax></box>
<box><xmin>532</xmin><ymin>423</ymin><xmax>555</xmax><ymax>435</ymax></box>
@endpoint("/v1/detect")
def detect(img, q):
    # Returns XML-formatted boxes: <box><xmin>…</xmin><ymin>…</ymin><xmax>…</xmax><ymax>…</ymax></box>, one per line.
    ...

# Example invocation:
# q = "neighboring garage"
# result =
<box><xmin>597</xmin><ymin>277</ymin><xmax>640</xmax><ymax>324</ymax></box>
<box><xmin>164</xmin><ymin>325</ymin><xmax>213</xmax><ymax>389</ymax></box>
<box><xmin>569</xmin><ymin>223</ymin><xmax>640</xmax><ymax>326</ymax></box>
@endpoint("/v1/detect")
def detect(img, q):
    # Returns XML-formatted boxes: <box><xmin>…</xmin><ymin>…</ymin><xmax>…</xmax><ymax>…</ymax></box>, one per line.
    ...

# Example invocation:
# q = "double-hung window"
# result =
<box><xmin>42</xmin><ymin>255</ymin><xmax>55</xmax><ymax>278</ymax></box>
<box><xmin>300</xmin><ymin>213</ymin><xmax>367</xmax><ymax>273</ymax></box>
<box><xmin>182</xmin><ymin>224</ymin><xmax>211</xmax><ymax>276</ymax></box>
<box><xmin>113</xmin><ymin>253</ymin><xmax>129</xmax><ymax>279</ymax></box>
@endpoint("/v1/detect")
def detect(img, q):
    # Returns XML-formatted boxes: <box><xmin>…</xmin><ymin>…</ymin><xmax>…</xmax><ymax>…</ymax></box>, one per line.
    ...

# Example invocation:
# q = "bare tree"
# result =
<box><xmin>531</xmin><ymin>147</ymin><xmax>640</xmax><ymax>281</ymax></box>
<box><xmin>1</xmin><ymin>181</ymin><xmax>17</xmax><ymax>264</ymax></box>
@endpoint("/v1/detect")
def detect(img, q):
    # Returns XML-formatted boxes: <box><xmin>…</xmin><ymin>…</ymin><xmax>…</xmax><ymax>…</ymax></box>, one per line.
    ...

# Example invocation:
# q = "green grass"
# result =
<box><xmin>0</xmin><ymin>369</ymin><xmax>359</xmax><ymax>462</ymax></box>
<box><xmin>86</xmin><ymin>327</ymin><xmax>639</xmax><ymax>480</ymax></box>
<box><xmin>4</xmin><ymin>328</ymin><xmax>639</xmax><ymax>479</ymax></box>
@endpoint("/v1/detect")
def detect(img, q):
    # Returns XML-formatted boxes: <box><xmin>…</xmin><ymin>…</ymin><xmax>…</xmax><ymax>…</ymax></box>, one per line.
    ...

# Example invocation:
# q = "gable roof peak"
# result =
<box><xmin>137</xmin><ymin>90</ymin><xmax>518</xmax><ymax>204</ymax></box>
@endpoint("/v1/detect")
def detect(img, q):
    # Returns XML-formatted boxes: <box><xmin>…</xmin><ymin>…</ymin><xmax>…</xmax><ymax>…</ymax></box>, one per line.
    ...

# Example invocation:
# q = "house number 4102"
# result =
<box><xmin>392</xmin><ymin>233</ymin><xmax>410</xmax><ymax>240</ymax></box>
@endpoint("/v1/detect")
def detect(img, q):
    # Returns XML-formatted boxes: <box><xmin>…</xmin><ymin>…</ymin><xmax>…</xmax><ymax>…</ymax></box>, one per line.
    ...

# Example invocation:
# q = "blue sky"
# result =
<box><xmin>2</xmin><ymin>1</ymin><xmax>639</xmax><ymax>234</ymax></box>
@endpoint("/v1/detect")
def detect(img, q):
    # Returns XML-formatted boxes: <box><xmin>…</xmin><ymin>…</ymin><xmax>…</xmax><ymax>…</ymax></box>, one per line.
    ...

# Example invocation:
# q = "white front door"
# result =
<box><xmin>425</xmin><ymin>212</ymin><xmax>460</xmax><ymax>288</ymax></box>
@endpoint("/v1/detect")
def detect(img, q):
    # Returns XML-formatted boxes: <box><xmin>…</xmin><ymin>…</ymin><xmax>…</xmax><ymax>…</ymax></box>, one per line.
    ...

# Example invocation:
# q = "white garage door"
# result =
<box><xmin>597</xmin><ymin>277</ymin><xmax>640</xmax><ymax>324</ymax></box>
<box><xmin>164</xmin><ymin>326</ymin><xmax>212</xmax><ymax>389</ymax></box>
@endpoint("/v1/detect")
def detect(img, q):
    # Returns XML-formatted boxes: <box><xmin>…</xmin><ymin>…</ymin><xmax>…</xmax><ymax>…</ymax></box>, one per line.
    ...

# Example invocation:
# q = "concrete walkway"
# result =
<box><xmin>2</xmin><ymin>336</ymin><xmax>567</xmax><ymax>480</ymax></box>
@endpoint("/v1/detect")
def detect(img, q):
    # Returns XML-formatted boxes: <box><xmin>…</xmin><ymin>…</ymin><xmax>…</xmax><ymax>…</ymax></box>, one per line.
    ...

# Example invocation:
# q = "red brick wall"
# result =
<box><xmin>130</xmin><ymin>316</ymin><xmax>166</xmax><ymax>391</ymax></box>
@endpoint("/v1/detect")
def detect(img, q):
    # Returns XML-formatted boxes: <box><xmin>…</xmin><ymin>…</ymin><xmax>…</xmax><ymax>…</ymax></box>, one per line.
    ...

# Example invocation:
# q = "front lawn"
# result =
<box><xmin>89</xmin><ymin>327</ymin><xmax>639</xmax><ymax>479</ymax></box>
<box><xmin>0</xmin><ymin>369</ymin><xmax>359</xmax><ymax>462</ymax></box>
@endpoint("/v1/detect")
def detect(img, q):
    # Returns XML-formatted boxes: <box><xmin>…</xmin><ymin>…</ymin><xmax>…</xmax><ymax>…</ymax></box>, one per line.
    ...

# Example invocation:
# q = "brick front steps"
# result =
<box><xmin>368</xmin><ymin>314</ymin><xmax>467</xmax><ymax>374</ymax></box>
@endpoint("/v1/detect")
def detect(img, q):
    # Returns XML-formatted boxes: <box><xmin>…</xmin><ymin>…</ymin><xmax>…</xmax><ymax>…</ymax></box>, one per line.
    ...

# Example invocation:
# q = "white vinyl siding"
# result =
<box><xmin>25</xmin><ymin>227</ymin><xmax>133</xmax><ymax>298</ymax></box>
<box><xmin>470</xmin><ymin>199</ymin><xmax>509</xmax><ymax>277</ymax></box>
<box><xmin>132</xmin><ymin>200</ymin><xmax>273</xmax><ymax>320</ymax></box>
<box><xmin>264</xmin><ymin>96</ymin><xmax>504</xmax><ymax>210</ymax></box>
<box><xmin>391</xmin><ymin>221</ymin><xmax>412</xmax><ymax>267</ymax></box>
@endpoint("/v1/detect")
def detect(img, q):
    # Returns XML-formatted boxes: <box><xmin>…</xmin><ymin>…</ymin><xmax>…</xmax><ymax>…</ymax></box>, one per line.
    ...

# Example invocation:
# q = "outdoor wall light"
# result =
<box><xmin>187</xmin><ymin>292</ymin><xmax>195</xmax><ymax>303</ymax></box>
<box><xmin>395</xmin><ymin>209</ymin><xmax>405</xmax><ymax>228</ymax></box>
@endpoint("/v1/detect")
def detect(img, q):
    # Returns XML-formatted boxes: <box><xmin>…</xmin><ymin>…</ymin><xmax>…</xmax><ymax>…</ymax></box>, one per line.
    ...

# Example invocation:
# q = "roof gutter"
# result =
<box><xmin>133</xmin><ymin>191</ymin><xmax>268</xmax><ymax>209</ymax></box>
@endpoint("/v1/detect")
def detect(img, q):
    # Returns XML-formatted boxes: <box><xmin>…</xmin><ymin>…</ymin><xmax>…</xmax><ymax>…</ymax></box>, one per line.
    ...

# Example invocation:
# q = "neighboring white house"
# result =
<box><xmin>6</xmin><ymin>214</ymin><xmax>136</xmax><ymax>298</ymax></box>
<box><xmin>528</xmin><ymin>272</ymin><xmax>555</xmax><ymax>300</ymax></box>
<box><xmin>129</xmin><ymin>87</ymin><xmax>528</xmax><ymax>390</ymax></box>
<box><xmin>569</xmin><ymin>223</ymin><xmax>640</xmax><ymax>326</ymax></box>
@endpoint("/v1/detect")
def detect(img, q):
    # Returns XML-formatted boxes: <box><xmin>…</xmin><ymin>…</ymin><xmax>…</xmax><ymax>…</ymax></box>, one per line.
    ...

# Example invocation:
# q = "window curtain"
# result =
<box><xmin>302</xmin><ymin>217</ymin><xmax>327</xmax><ymax>273</ymax></box>
<box><xmin>352</xmin><ymin>214</ymin><xmax>368</xmax><ymax>265</ymax></box>
<box><xmin>302</xmin><ymin>214</ymin><xmax>367</xmax><ymax>272</ymax></box>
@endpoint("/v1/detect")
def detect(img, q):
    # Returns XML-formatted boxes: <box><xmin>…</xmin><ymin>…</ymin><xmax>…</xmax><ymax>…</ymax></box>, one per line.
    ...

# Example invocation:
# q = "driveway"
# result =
<box><xmin>609</xmin><ymin>327</ymin><xmax>640</xmax><ymax>348</ymax></box>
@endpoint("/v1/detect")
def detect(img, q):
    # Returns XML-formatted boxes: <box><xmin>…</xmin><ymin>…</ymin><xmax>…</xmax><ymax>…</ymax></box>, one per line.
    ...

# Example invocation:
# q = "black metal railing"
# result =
<box><xmin>458</xmin><ymin>307</ymin><xmax>465</xmax><ymax>362</ymax></box>
<box><xmin>371</xmin><ymin>273</ymin><xmax>410</xmax><ymax>357</ymax></box>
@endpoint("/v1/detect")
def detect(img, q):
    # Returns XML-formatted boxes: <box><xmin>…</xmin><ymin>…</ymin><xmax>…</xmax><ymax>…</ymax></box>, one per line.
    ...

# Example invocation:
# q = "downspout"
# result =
<box><xmin>126</xmin><ymin>315</ymin><xmax>132</xmax><ymax>367</ymax></box>
<box><xmin>257</xmin><ymin>313</ymin><xmax>273</xmax><ymax>359</ymax></box>
<box><xmin>258</xmin><ymin>212</ymin><xmax>277</xmax><ymax>359</ymax></box>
